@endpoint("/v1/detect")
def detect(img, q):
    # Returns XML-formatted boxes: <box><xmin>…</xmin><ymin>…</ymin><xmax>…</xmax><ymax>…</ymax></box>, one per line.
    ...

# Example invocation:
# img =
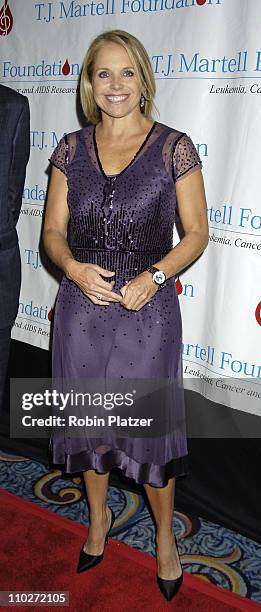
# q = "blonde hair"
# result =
<box><xmin>80</xmin><ymin>29</ymin><xmax>158</xmax><ymax>124</ymax></box>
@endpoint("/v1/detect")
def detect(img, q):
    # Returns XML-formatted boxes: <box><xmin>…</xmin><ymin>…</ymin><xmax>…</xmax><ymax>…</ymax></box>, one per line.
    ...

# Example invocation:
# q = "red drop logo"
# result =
<box><xmin>196</xmin><ymin>0</ymin><xmax>207</xmax><ymax>5</ymax></box>
<box><xmin>48</xmin><ymin>308</ymin><xmax>53</xmax><ymax>321</ymax></box>
<box><xmin>175</xmin><ymin>277</ymin><xmax>183</xmax><ymax>295</ymax></box>
<box><xmin>62</xmin><ymin>59</ymin><xmax>70</xmax><ymax>76</ymax></box>
<box><xmin>255</xmin><ymin>301</ymin><xmax>261</xmax><ymax>326</ymax></box>
<box><xmin>0</xmin><ymin>1</ymin><xmax>13</xmax><ymax>36</ymax></box>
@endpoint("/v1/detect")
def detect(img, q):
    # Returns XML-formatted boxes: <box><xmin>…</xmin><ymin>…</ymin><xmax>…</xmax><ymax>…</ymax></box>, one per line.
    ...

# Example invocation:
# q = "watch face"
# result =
<box><xmin>153</xmin><ymin>270</ymin><xmax>166</xmax><ymax>284</ymax></box>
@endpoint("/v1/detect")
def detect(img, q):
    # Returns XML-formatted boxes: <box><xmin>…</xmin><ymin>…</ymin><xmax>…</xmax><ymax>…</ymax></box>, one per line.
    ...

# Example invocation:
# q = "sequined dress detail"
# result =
<box><xmin>48</xmin><ymin>120</ymin><xmax>202</xmax><ymax>487</ymax></box>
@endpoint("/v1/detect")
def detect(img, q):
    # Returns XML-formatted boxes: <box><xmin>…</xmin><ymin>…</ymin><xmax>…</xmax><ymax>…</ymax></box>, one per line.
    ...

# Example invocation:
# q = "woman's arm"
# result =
<box><xmin>43</xmin><ymin>166</ymin><xmax>122</xmax><ymax>304</ymax></box>
<box><xmin>119</xmin><ymin>167</ymin><xmax>208</xmax><ymax>311</ymax></box>
<box><xmin>119</xmin><ymin>132</ymin><xmax>208</xmax><ymax>311</ymax></box>
<box><xmin>152</xmin><ymin>167</ymin><xmax>209</xmax><ymax>278</ymax></box>
<box><xmin>43</xmin><ymin>166</ymin><xmax>77</xmax><ymax>278</ymax></box>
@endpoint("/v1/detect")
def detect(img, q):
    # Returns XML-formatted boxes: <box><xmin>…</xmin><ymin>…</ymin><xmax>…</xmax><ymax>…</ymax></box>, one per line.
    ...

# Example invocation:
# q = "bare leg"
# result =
<box><xmin>82</xmin><ymin>469</ymin><xmax>111</xmax><ymax>555</ymax></box>
<box><xmin>143</xmin><ymin>477</ymin><xmax>182</xmax><ymax>580</ymax></box>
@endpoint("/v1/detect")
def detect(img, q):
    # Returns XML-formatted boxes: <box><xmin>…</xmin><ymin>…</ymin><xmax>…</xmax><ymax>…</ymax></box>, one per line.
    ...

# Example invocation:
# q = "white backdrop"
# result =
<box><xmin>1</xmin><ymin>0</ymin><xmax>260</xmax><ymax>416</ymax></box>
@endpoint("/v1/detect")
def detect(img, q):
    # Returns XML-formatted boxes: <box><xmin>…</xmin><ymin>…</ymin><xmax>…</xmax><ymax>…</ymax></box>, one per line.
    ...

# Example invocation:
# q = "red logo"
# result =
<box><xmin>0</xmin><ymin>1</ymin><xmax>13</xmax><ymax>36</ymax></box>
<box><xmin>48</xmin><ymin>308</ymin><xmax>54</xmax><ymax>322</ymax></box>
<box><xmin>255</xmin><ymin>301</ymin><xmax>261</xmax><ymax>326</ymax></box>
<box><xmin>175</xmin><ymin>277</ymin><xmax>183</xmax><ymax>295</ymax></box>
<box><xmin>62</xmin><ymin>59</ymin><xmax>70</xmax><ymax>76</ymax></box>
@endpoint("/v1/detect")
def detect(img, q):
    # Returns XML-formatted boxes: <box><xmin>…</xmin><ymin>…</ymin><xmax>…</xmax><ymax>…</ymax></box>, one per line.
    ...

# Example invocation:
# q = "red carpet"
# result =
<box><xmin>0</xmin><ymin>488</ymin><xmax>259</xmax><ymax>611</ymax></box>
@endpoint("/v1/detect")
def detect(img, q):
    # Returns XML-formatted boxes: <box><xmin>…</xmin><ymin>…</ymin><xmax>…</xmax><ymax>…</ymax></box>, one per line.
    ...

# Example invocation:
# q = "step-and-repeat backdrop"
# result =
<box><xmin>1</xmin><ymin>0</ymin><xmax>260</xmax><ymax>416</ymax></box>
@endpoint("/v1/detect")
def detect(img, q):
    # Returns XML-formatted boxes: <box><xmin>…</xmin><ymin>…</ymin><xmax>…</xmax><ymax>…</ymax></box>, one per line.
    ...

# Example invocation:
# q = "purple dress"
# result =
<box><xmin>48</xmin><ymin>120</ymin><xmax>202</xmax><ymax>487</ymax></box>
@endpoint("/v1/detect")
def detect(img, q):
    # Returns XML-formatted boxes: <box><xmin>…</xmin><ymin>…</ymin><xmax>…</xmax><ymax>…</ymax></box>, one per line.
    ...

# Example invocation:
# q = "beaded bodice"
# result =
<box><xmin>49</xmin><ymin>121</ymin><xmax>202</xmax><ymax>289</ymax></box>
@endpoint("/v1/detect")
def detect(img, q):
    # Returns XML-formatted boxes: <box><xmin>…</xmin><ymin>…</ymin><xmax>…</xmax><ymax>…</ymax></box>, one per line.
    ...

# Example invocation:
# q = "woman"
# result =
<box><xmin>43</xmin><ymin>29</ymin><xmax>208</xmax><ymax>601</ymax></box>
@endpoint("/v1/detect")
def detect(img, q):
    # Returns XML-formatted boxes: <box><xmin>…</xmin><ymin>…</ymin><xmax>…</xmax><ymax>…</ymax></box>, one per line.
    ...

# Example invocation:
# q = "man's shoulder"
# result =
<box><xmin>0</xmin><ymin>84</ymin><xmax>28</xmax><ymax>109</ymax></box>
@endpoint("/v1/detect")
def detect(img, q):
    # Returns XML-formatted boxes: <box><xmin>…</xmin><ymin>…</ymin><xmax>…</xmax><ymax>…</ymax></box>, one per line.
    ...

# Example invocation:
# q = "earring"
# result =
<box><xmin>140</xmin><ymin>94</ymin><xmax>145</xmax><ymax>108</ymax></box>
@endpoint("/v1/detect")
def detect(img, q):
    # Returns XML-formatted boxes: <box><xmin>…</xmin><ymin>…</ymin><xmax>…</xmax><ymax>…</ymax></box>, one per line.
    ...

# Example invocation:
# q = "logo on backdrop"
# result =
<box><xmin>29</xmin><ymin>130</ymin><xmax>66</xmax><ymax>151</ymax></box>
<box><xmin>4</xmin><ymin>49</ymin><xmax>257</xmax><ymax>83</ymax></box>
<box><xmin>24</xmin><ymin>249</ymin><xmax>42</xmax><ymax>271</ymax></box>
<box><xmin>255</xmin><ymin>302</ymin><xmax>261</xmax><ymax>326</ymax></box>
<box><xmin>15</xmin><ymin>300</ymin><xmax>53</xmax><ymax>337</ymax></box>
<box><xmin>176</xmin><ymin>277</ymin><xmax>182</xmax><ymax>295</ymax></box>
<box><xmin>19</xmin><ymin>300</ymin><xmax>49</xmax><ymax>321</ymax></box>
<box><xmin>0</xmin><ymin>58</ymin><xmax>80</xmax><ymax>79</ymax></box>
<box><xmin>208</xmin><ymin>204</ymin><xmax>261</xmax><ymax>251</ymax></box>
<box><xmin>183</xmin><ymin>342</ymin><xmax>261</xmax><ymax>378</ymax></box>
<box><xmin>33</xmin><ymin>0</ymin><xmax>222</xmax><ymax>22</ymax></box>
<box><xmin>0</xmin><ymin>0</ymin><xmax>13</xmax><ymax>36</ymax></box>
<box><xmin>175</xmin><ymin>277</ymin><xmax>195</xmax><ymax>298</ymax></box>
<box><xmin>23</xmin><ymin>185</ymin><xmax>46</xmax><ymax>202</ymax></box>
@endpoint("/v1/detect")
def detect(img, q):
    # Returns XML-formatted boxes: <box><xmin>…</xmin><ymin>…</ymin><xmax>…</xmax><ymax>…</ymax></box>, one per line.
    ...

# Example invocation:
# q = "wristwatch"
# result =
<box><xmin>146</xmin><ymin>265</ymin><xmax>167</xmax><ymax>289</ymax></box>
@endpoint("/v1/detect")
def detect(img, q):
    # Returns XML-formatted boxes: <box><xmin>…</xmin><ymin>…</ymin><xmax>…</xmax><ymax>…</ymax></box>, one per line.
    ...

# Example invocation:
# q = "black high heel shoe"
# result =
<box><xmin>77</xmin><ymin>506</ymin><xmax>116</xmax><ymax>574</ymax></box>
<box><xmin>156</xmin><ymin>534</ymin><xmax>183</xmax><ymax>601</ymax></box>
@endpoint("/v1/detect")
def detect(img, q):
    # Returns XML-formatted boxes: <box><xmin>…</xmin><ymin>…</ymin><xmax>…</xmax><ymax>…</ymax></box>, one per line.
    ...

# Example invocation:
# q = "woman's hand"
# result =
<box><xmin>119</xmin><ymin>271</ymin><xmax>159</xmax><ymax>311</ymax></box>
<box><xmin>67</xmin><ymin>261</ymin><xmax>123</xmax><ymax>306</ymax></box>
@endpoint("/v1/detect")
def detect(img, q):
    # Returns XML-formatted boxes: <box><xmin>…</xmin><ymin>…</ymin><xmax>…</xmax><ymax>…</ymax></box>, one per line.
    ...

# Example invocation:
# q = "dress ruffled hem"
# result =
<box><xmin>49</xmin><ymin>442</ymin><xmax>189</xmax><ymax>488</ymax></box>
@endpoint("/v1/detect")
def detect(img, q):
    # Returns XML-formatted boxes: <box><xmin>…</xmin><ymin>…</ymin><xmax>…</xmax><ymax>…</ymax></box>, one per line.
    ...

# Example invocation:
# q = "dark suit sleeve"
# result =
<box><xmin>8</xmin><ymin>96</ymin><xmax>30</xmax><ymax>226</ymax></box>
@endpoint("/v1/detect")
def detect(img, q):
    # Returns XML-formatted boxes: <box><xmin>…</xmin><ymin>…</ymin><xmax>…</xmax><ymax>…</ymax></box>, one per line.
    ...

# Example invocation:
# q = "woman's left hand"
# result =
<box><xmin>119</xmin><ymin>271</ymin><xmax>159</xmax><ymax>311</ymax></box>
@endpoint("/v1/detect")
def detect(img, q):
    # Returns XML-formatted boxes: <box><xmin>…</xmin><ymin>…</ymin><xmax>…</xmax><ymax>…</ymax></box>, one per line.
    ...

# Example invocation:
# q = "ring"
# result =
<box><xmin>96</xmin><ymin>294</ymin><xmax>102</xmax><ymax>300</ymax></box>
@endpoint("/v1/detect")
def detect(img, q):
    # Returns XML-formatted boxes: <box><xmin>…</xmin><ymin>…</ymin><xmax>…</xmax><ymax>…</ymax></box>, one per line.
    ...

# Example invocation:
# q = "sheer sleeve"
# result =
<box><xmin>173</xmin><ymin>133</ymin><xmax>203</xmax><ymax>182</ymax></box>
<box><xmin>48</xmin><ymin>136</ymin><xmax>68</xmax><ymax>177</ymax></box>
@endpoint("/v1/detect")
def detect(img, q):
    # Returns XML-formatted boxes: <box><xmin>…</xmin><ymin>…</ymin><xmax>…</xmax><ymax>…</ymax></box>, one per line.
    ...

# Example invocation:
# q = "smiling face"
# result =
<box><xmin>91</xmin><ymin>41</ymin><xmax>143</xmax><ymax>119</ymax></box>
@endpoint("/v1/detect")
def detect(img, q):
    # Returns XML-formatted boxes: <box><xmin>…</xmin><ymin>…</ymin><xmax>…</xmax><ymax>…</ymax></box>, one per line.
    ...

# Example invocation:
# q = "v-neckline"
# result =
<box><xmin>93</xmin><ymin>121</ymin><xmax>157</xmax><ymax>180</ymax></box>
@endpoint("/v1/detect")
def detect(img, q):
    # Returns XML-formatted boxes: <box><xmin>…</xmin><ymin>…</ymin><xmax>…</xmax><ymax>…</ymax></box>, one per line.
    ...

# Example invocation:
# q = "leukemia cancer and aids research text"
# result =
<box><xmin>22</xmin><ymin>415</ymin><xmax>154</xmax><ymax>427</ymax></box>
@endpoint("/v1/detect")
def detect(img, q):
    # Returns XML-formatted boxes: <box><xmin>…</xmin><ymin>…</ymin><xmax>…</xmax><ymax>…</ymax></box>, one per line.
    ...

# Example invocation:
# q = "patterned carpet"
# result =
<box><xmin>0</xmin><ymin>449</ymin><xmax>260</xmax><ymax>605</ymax></box>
